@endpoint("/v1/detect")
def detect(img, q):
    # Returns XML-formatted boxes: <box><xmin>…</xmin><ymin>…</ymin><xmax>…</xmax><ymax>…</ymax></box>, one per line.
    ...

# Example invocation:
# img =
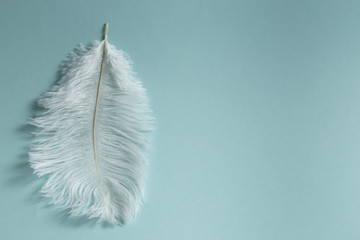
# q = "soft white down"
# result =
<box><xmin>29</xmin><ymin>40</ymin><xmax>155</xmax><ymax>224</ymax></box>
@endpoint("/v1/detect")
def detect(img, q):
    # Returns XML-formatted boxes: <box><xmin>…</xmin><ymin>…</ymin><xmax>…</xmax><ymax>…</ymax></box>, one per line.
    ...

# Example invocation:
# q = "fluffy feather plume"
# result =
<box><xmin>29</xmin><ymin>26</ymin><xmax>155</xmax><ymax>224</ymax></box>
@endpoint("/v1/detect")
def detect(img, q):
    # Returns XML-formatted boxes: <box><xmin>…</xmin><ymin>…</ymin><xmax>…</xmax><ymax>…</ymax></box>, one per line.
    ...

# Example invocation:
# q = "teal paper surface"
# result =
<box><xmin>1</xmin><ymin>0</ymin><xmax>360</xmax><ymax>239</ymax></box>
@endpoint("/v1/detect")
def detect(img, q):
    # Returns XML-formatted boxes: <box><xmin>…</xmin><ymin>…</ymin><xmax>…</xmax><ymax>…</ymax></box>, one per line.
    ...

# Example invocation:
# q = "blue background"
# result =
<box><xmin>1</xmin><ymin>0</ymin><xmax>360</xmax><ymax>239</ymax></box>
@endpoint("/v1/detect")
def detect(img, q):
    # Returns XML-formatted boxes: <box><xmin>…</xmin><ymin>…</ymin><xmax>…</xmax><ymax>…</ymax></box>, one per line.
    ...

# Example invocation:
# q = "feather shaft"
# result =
<box><xmin>93</xmin><ymin>23</ymin><xmax>108</xmax><ymax>183</ymax></box>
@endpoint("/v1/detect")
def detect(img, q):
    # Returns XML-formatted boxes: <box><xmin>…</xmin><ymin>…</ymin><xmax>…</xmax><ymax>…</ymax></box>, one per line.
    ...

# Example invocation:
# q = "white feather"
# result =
<box><xmin>29</xmin><ymin>40</ymin><xmax>155</xmax><ymax>224</ymax></box>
